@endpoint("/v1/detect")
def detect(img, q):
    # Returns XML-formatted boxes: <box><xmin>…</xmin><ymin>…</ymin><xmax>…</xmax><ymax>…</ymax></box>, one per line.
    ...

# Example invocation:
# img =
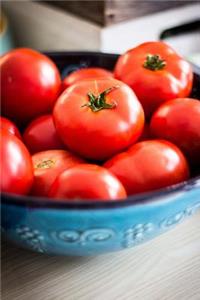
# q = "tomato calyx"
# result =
<box><xmin>35</xmin><ymin>159</ymin><xmax>55</xmax><ymax>169</ymax></box>
<box><xmin>81</xmin><ymin>86</ymin><xmax>118</xmax><ymax>112</ymax></box>
<box><xmin>143</xmin><ymin>54</ymin><xmax>166</xmax><ymax>71</ymax></box>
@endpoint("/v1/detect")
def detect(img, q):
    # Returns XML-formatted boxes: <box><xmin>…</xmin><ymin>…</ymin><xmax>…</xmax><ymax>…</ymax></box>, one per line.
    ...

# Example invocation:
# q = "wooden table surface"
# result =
<box><xmin>2</xmin><ymin>211</ymin><xmax>200</xmax><ymax>300</ymax></box>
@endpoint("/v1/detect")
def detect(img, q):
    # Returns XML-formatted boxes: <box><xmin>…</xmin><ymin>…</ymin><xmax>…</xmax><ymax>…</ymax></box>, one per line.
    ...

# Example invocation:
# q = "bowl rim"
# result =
<box><xmin>2</xmin><ymin>175</ymin><xmax>200</xmax><ymax>209</ymax></box>
<box><xmin>2</xmin><ymin>51</ymin><xmax>200</xmax><ymax>210</ymax></box>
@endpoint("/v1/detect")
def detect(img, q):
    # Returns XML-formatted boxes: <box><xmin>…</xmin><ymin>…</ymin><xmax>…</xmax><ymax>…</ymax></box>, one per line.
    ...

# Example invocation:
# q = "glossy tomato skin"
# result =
<box><xmin>0</xmin><ymin>130</ymin><xmax>33</xmax><ymax>195</ymax></box>
<box><xmin>31</xmin><ymin>150</ymin><xmax>84</xmax><ymax>197</ymax></box>
<box><xmin>23</xmin><ymin>115</ymin><xmax>64</xmax><ymax>154</ymax></box>
<box><xmin>104</xmin><ymin>140</ymin><xmax>189</xmax><ymax>196</ymax></box>
<box><xmin>150</xmin><ymin>98</ymin><xmax>200</xmax><ymax>164</ymax></box>
<box><xmin>62</xmin><ymin>67</ymin><xmax>113</xmax><ymax>91</ymax></box>
<box><xmin>54</xmin><ymin>78</ymin><xmax>144</xmax><ymax>161</ymax></box>
<box><xmin>114</xmin><ymin>42</ymin><xmax>193</xmax><ymax>118</ymax></box>
<box><xmin>1</xmin><ymin>48</ymin><xmax>61</xmax><ymax>125</ymax></box>
<box><xmin>49</xmin><ymin>164</ymin><xmax>127</xmax><ymax>201</ymax></box>
<box><xmin>0</xmin><ymin>117</ymin><xmax>21</xmax><ymax>139</ymax></box>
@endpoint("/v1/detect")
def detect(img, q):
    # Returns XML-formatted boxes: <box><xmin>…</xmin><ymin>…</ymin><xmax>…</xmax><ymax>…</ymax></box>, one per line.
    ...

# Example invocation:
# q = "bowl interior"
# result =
<box><xmin>2</xmin><ymin>51</ymin><xmax>200</xmax><ymax>208</ymax></box>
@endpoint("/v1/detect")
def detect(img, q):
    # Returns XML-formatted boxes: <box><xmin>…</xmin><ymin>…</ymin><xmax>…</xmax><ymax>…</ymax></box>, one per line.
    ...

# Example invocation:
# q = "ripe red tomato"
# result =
<box><xmin>0</xmin><ymin>130</ymin><xmax>33</xmax><ymax>195</ymax></box>
<box><xmin>104</xmin><ymin>140</ymin><xmax>189</xmax><ymax>195</ymax></box>
<box><xmin>114</xmin><ymin>42</ymin><xmax>193</xmax><ymax>118</ymax></box>
<box><xmin>54</xmin><ymin>78</ymin><xmax>144</xmax><ymax>160</ymax></box>
<box><xmin>0</xmin><ymin>117</ymin><xmax>21</xmax><ymax>139</ymax></box>
<box><xmin>62</xmin><ymin>67</ymin><xmax>113</xmax><ymax>91</ymax></box>
<box><xmin>49</xmin><ymin>164</ymin><xmax>127</xmax><ymax>201</ymax></box>
<box><xmin>23</xmin><ymin>115</ymin><xmax>64</xmax><ymax>154</ymax></box>
<box><xmin>150</xmin><ymin>98</ymin><xmax>200</xmax><ymax>164</ymax></box>
<box><xmin>31</xmin><ymin>150</ymin><xmax>84</xmax><ymax>197</ymax></box>
<box><xmin>1</xmin><ymin>48</ymin><xmax>61</xmax><ymax>125</ymax></box>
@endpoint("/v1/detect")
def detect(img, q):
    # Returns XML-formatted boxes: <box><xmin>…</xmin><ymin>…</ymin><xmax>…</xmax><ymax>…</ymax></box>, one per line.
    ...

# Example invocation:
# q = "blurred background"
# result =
<box><xmin>1</xmin><ymin>0</ymin><xmax>200</xmax><ymax>66</ymax></box>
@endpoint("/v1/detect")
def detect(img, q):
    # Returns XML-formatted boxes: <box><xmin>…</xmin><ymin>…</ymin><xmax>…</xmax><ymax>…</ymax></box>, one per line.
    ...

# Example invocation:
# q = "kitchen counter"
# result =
<box><xmin>2</xmin><ymin>211</ymin><xmax>200</xmax><ymax>300</ymax></box>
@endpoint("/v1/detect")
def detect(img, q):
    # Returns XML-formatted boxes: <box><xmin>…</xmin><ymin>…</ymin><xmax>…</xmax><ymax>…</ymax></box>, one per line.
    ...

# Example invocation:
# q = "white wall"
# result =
<box><xmin>102</xmin><ymin>4</ymin><xmax>200</xmax><ymax>56</ymax></box>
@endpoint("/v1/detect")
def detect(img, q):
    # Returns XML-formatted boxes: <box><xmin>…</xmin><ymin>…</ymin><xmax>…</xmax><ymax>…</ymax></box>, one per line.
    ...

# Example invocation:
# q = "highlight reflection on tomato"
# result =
<box><xmin>1</xmin><ymin>48</ymin><xmax>61</xmax><ymax>125</ymax></box>
<box><xmin>23</xmin><ymin>115</ymin><xmax>64</xmax><ymax>154</ymax></box>
<box><xmin>0</xmin><ymin>130</ymin><xmax>33</xmax><ymax>195</ymax></box>
<box><xmin>49</xmin><ymin>164</ymin><xmax>127</xmax><ymax>201</ymax></box>
<box><xmin>114</xmin><ymin>41</ymin><xmax>193</xmax><ymax>117</ymax></box>
<box><xmin>0</xmin><ymin>117</ymin><xmax>21</xmax><ymax>139</ymax></box>
<box><xmin>150</xmin><ymin>98</ymin><xmax>200</xmax><ymax>164</ymax></box>
<box><xmin>54</xmin><ymin>78</ymin><xmax>144</xmax><ymax>160</ymax></box>
<box><xmin>62</xmin><ymin>67</ymin><xmax>113</xmax><ymax>91</ymax></box>
<box><xmin>105</xmin><ymin>140</ymin><xmax>189</xmax><ymax>195</ymax></box>
<box><xmin>31</xmin><ymin>150</ymin><xmax>84</xmax><ymax>197</ymax></box>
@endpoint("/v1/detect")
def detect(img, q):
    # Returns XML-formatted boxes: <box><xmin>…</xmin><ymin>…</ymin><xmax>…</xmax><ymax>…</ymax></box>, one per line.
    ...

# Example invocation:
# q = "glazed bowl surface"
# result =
<box><xmin>1</xmin><ymin>52</ymin><xmax>200</xmax><ymax>256</ymax></box>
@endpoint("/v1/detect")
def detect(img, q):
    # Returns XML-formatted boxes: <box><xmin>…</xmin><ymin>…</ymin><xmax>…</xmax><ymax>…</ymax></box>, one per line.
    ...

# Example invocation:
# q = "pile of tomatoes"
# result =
<box><xmin>1</xmin><ymin>42</ymin><xmax>200</xmax><ymax>201</ymax></box>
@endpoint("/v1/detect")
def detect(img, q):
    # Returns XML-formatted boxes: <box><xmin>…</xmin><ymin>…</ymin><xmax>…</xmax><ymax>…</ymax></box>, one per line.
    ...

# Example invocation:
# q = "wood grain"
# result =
<box><xmin>104</xmin><ymin>0</ymin><xmax>195</xmax><ymax>26</ymax></box>
<box><xmin>41</xmin><ymin>0</ymin><xmax>195</xmax><ymax>26</ymax></box>
<box><xmin>42</xmin><ymin>1</ymin><xmax>105</xmax><ymax>26</ymax></box>
<box><xmin>2</xmin><ymin>212</ymin><xmax>200</xmax><ymax>300</ymax></box>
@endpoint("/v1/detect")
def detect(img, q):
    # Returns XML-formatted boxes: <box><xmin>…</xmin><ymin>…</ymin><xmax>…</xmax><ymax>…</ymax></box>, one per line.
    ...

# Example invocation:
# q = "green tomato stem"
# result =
<box><xmin>143</xmin><ymin>54</ymin><xmax>166</xmax><ymax>71</ymax></box>
<box><xmin>81</xmin><ymin>86</ymin><xmax>119</xmax><ymax>112</ymax></box>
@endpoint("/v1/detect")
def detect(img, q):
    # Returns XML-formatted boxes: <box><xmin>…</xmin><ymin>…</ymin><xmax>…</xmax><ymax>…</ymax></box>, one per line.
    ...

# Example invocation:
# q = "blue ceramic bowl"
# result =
<box><xmin>1</xmin><ymin>52</ymin><xmax>200</xmax><ymax>256</ymax></box>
